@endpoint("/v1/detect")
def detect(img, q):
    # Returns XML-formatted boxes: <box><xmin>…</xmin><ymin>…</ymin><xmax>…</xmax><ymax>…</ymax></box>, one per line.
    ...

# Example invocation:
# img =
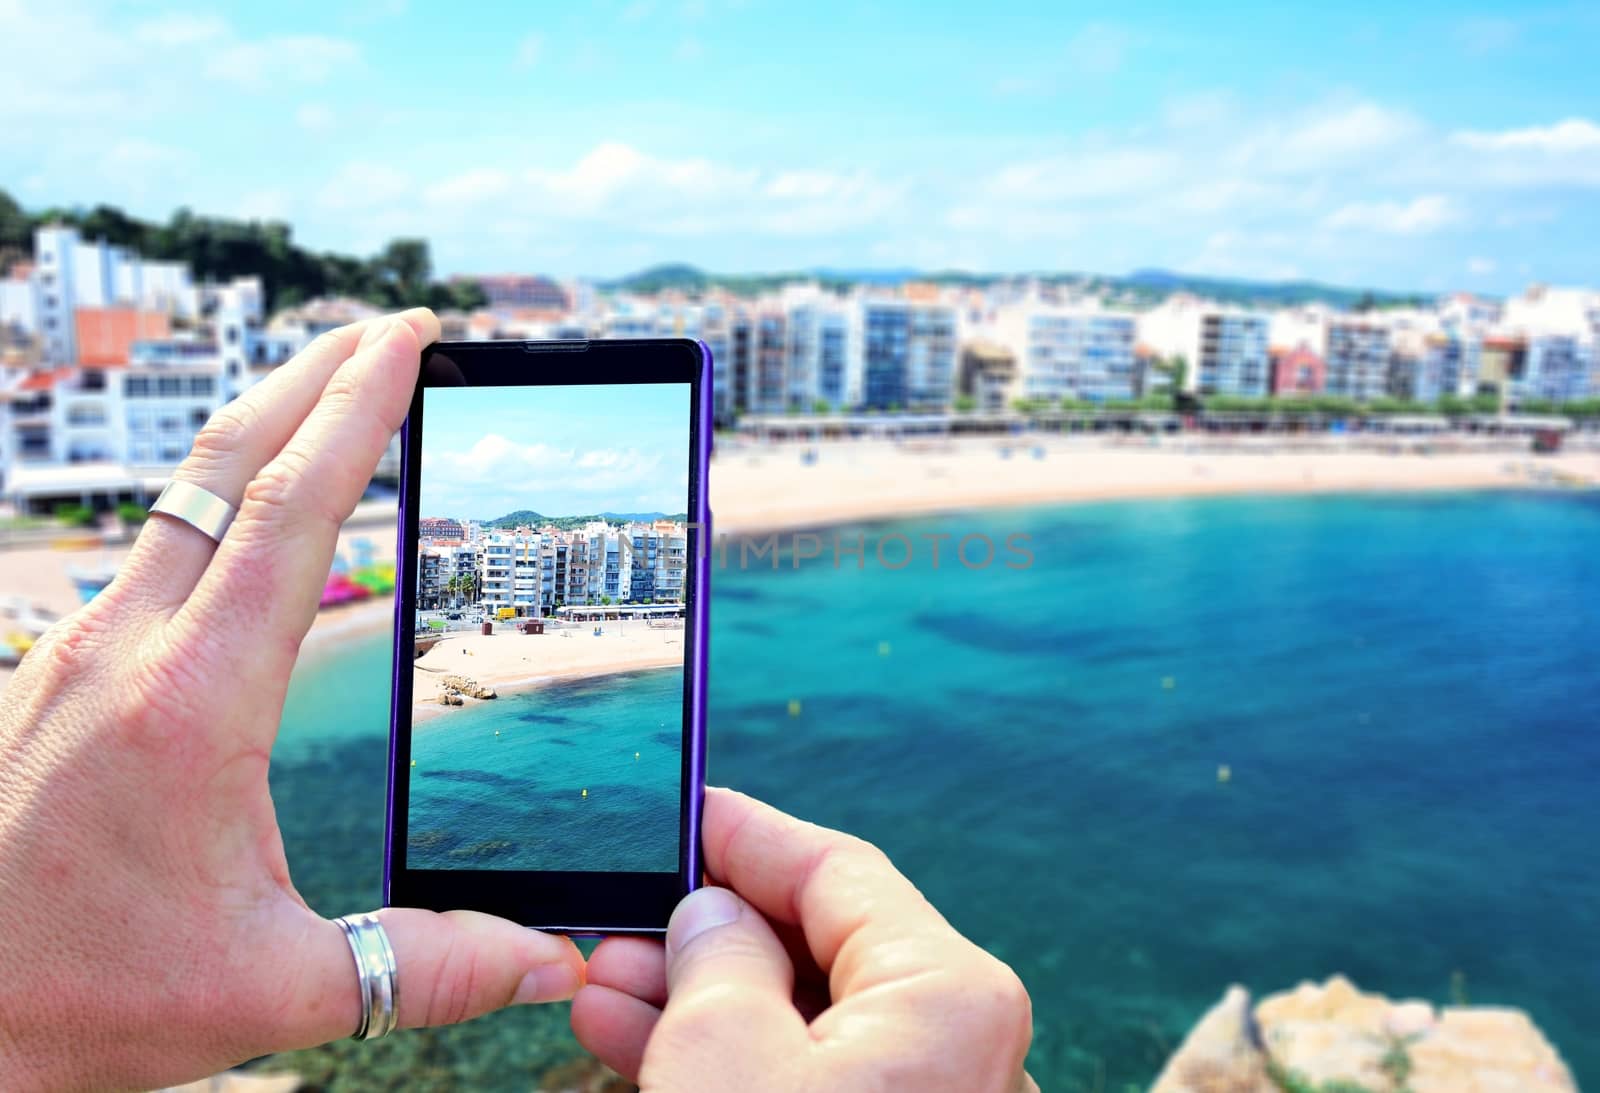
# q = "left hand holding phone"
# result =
<box><xmin>0</xmin><ymin>310</ymin><xmax>585</xmax><ymax>1093</ymax></box>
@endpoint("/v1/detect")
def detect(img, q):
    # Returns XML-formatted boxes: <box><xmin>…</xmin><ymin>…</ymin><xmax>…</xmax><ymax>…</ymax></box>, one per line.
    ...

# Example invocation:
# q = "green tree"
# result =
<box><xmin>952</xmin><ymin>394</ymin><xmax>977</xmax><ymax>413</ymax></box>
<box><xmin>812</xmin><ymin>398</ymin><xmax>833</xmax><ymax>415</ymax></box>
<box><xmin>374</xmin><ymin>238</ymin><xmax>432</xmax><ymax>306</ymax></box>
<box><xmin>53</xmin><ymin>503</ymin><xmax>98</xmax><ymax>528</ymax></box>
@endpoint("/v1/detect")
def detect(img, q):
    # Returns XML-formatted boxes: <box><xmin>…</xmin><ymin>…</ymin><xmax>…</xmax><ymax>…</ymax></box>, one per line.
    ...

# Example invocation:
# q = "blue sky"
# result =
<box><xmin>419</xmin><ymin>382</ymin><xmax>691</xmax><ymax>519</ymax></box>
<box><xmin>2</xmin><ymin>1</ymin><xmax>1598</xmax><ymax>293</ymax></box>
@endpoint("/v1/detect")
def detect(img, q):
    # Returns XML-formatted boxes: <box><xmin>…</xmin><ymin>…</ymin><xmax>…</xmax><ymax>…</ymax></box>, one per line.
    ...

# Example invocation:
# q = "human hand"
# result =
<box><xmin>0</xmin><ymin>310</ymin><xmax>584</xmax><ymax>1092</ymax></box>
<box><xmin>572</xmin><ymin>787</ymin><xmax>1037</xmax><ymax>1092</ymax></box>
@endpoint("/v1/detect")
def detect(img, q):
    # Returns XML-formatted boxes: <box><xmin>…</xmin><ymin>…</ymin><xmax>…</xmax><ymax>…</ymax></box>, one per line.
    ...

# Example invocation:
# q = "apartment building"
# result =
<box><xmin>462</xmin><ymin>274</ymin><xmax>569</xmax><ymax>313</ymax></box>
<box><xmin>464</xmin><ymin>521</ymin><xmax>688</xmax><ymax>616</ymax></box>
<box><xmin>1140</xmin><ymin>298</ymin><xmax>1270</xmax><ymax>397</ymax></box>
<box><xmin>785</xmin><ymin>291</ymin><xmax>852</xmax><ymax>410</ymax></box>
<box><xmin>991</xmin><ymin>304</ymin><xmax>1138</xmax><ymax>402</ymax></box>
<box><xmin>1517</xmin><ymin>335</ymin><xmax>1591</xmax><ymax>403</ymax></box>
<box><xmin>851</xmin><ymin>297</ymin><xmax>957</xmax><ymax>410</ymax></box>
<box><xmin>1323</xmin><ymin>320</ymin><xmax>1392</xmax><ymax>401</ymax></box>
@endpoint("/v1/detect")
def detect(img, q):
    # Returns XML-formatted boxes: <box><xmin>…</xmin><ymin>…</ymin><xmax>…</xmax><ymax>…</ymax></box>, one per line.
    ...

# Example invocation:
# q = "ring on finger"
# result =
<box><xmin>334</xmin><ymin>912</ymin><xmax>399</xmax><ymax>1040</ymax></box>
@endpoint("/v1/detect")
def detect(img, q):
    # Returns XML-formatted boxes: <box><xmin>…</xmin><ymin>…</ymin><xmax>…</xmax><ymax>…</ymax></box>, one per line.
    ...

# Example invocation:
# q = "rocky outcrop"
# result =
<box><xmin>1152</xmin><ymin>976</ymin><xmax>1575</xmax><ymax>1093</ymax></box>
<box><xmin>440</xmin><ymin>674</ymin><xmax>497</xmax><ymax>699</ymax></box>
<box><xmin>436</xmin><ymin>690</ymin><xmax>464</xmax><ymax>706</ymax></box>
<box><xmin>164</xmin><ymin>1069</ymin><xmax>302</xmax><ymax>1092</ymax></box>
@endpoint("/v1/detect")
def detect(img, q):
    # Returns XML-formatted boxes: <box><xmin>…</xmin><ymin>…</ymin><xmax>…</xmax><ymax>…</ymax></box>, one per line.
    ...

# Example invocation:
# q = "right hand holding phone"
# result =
<box><xmin>573</xmin><ymin>787</ymin><xmax>1038</xmax><ymax>1092</ymax></box>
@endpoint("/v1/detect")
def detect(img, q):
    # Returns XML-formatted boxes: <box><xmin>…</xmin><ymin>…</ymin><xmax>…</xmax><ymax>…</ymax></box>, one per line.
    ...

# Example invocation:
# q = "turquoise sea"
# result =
<box><xmin>407</xmin><ymin>669</ymin><xmax>682</xmax><ymax>873</ymax></box>
<box><xmin>270</xmin><ymin>491</ymin><xmax>1600</xmax><ymax>1090</ymax></box>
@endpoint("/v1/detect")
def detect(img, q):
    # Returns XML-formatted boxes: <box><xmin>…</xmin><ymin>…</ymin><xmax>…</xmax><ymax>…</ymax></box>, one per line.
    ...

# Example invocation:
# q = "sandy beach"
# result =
<box><xmin>709</xmin><ymin>436</ymin><xmax>1600</xmax><ymax>535</ymax></box>
<box><xmin>412</xmin><ymin>620</ymin><xmax>684</xmax><ymax>718</ymax></box>
<box><xmin>2</xmin><ymin>438</ymin><xmax>1596</xmax><ymax>694</ymax></box>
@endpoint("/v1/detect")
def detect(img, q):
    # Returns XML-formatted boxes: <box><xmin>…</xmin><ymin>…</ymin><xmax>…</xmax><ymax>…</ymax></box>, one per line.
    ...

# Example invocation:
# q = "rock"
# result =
<box><xmin>440</xmin><ymin>674</ymin><xmax>497</xmax><ymax>700</ymax></box>
<box><xmin>1151</xmin><ymin>976</ymin><xmax>1576</xmax><ymax>1093</ymax></box>
<box><xmin>163</xmin><ymin>1069</ymin><xmax>303</xmax><ymax>1092</ymax></box>
<box><xmin>437</xmin><ymin>690</ymin><xmax>463</xmax><ymax>706</ymax></box>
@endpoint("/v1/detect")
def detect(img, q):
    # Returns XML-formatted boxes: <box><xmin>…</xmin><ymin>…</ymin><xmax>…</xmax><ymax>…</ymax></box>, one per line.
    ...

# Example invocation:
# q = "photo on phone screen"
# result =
<box><xmin>405</xmin><ymin>380</ymin><xmax>692</xmax><ymax>875</ymax></box>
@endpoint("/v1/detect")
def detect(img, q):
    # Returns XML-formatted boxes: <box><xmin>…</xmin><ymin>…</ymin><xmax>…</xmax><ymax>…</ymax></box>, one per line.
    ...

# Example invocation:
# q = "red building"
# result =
<box><xmin>1271</xmin><ymin>344</ymin><xmax>1326</xmax><ymax>395</ymax></box>
<box><xmin>419</xmin><ymin>517</ymin><xmax>466</xmax><ymax>542</ymax></box>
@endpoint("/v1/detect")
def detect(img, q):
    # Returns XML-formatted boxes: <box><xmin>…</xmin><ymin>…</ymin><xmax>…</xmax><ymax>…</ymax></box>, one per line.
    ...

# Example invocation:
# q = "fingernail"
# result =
<box><xmin>512</xmin><ymin>961</ymin><xmax>580</xmax><ymax>1004</ymax></box>
<box><xmin>666</xmin><ymin>887</ymin><xmax>743</xmax><ymax>958</ymax></box>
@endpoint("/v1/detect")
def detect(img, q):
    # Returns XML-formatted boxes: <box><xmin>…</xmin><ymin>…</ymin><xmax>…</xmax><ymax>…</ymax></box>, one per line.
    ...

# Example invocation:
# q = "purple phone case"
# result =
<box><xmin>381</xmin><ymin>340</ymin><xmax>712</xmax><ymax>931</ymax></box>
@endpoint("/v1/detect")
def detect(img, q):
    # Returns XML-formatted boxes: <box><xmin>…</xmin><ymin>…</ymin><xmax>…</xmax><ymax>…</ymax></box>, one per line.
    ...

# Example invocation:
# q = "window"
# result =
<box><xmin>45</xmin><ymin>295</ymin><xmax>56</xmax><ymax>308</ymax></box>
<box><xmin>157</xmin><ymin>377</ymin><xmax>182</xmax><ymax>397</ymax></box>
<box><xmin>188</xmin><ymin>376</ymin><xmax>214</xmax><ymax>396</ymax></box>
<box><xmin>80</xmin><ymin>370</ymin><xmax>106</xmax><ymax>392</ymax></box>
<box><xmin>125</xmin><ymin>376</ymin><xmax>150</xmax><ymax>397</ymax></box>
<box><xmin>160</xmin><ymin>447</ymin><xmax>187</xmax><ymax>462</ymax></box>
<box><xmin>67</xmin><ymin>406</ymin><xmax>106</xmax><ymax>427</ymax></box>
<box><xmin>190</xmin><ymin>409</ymin><xmax>209</xmax><ymax>429</ymax></box>
<box><xmin>158</xmin><ymin>415</ymin><xmax>182</xmax><ymax>433</ymax></box>
<box><xmin>225</xmin><ymin>326</ymin><xmax>239</xmax><ymax>345</ymax></box>
<box><xmin>128</xmin><ymin>410</ymin><xmax>152</xmax><ymax>433</ymax></box>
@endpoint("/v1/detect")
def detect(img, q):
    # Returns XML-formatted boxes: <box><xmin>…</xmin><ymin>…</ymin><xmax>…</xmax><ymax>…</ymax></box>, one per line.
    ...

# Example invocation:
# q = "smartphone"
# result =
<box><xmin>385</xmin><ymin>338</ymin><xmax>710</xmax><ymax>934</ymax></box>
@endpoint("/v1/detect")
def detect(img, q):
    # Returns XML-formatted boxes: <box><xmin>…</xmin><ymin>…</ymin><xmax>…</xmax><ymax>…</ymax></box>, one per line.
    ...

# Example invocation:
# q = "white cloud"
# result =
<box><xmin>1064</xmin><ymin>22</ymin><xmax>1131</xmax><ymax>77</ymax></box>
<box><xmin>425</xmin><ymin>168</ymin><xmax>514</xmax><ymax>205</ymax></box>
<box><xmin>207</xmin><ymin>35</ymin><xmax>359</xmax><ymax>88</ymax></box>
<box><xmin>514</xmin><ymin>32</ymin><xmax>543</xmax><ymax>69</ymax></box>
<box><xmin>1453</xmin><ymin>117</ymin><xmax>1600</xmax><ymax>152</ymax></box>
<box><xmin>133</xmin><ymin>13</ymin><xmax>227</xmax><ymax>46</ymax></box>
<box><xmin>296</xmin><ymin>103</ymin><xmax>335</xmax><ymax>132</ymax></box>
<box><xmin>1276</xmin><ymin>102</ymin><xmax>1418</xmax><ymax>167</ymax></box>
<box><xmin>1325</xmin><ymin>194</ymin><xmax>1459</xmax><ymax>234</ymax></box>
<box><xmin>423</xmin><ymin>435</ymin><xmax>671</xmax><ymax>514</ymax></box>
<box><xmin>982</xmin><ymin>147</ymin><xmax>1173</xmax><ymax>202</ymax></box>
<box><xmin>317</xmin><ymin>162</ymin><xmax>412</xmax><ymax>210</ymax></box>
<box><xmin>1454</xmin><ymin>16</ymin><xmax>1520</xmax><ymax>55</ymax></box>
<box><xmin>1466</xmin><ymin>256</ymin><xmax>1496</xmax><ymax>275</ymax></box>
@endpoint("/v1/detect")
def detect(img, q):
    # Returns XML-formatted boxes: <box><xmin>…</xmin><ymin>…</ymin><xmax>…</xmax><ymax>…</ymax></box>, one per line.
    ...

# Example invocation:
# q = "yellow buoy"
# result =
<box><xmin>581</xmin><ymin>788</ymin><xmax>588</xmax><ymax>798</ymax></box>
<box><xmin>494</xmin><ymin>730</ymin><xmax>500</xmax><ymax>736</ymax></box>
<box><xmin>1161</xmin><ymin>676</ymin><xmax>1176</xmax><ymax>691</ymax></box>
<box><xmin>787</xmin><ymin>698</ymin><xmax>802</xmax><ymax>717</ymax></box>
<box><xmin>634</xmin><ymin>752</ymin><xmax>640</xmax><ymax>760</ymax></box>
<box><xmin>877</xmin><ymin>640</ymin><xmax>892</xmax><ymax>657</ymax></box>
<box><xmin>1217</xmin><ymin>764</ymin><xmax>1232</xmax><ymax>784</ymax></box>
<box><xmin>410</xmin><ymin>760</ymin><xmax>416</xmax><ymax>767</ymax></box>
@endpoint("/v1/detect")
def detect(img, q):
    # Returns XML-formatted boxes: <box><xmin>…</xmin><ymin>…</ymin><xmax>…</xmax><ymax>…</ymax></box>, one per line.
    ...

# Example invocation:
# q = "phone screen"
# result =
<box><xmin>404</xmin><ymin>376</ymin><xmax>694</xmax><ymax>878</ymax></box>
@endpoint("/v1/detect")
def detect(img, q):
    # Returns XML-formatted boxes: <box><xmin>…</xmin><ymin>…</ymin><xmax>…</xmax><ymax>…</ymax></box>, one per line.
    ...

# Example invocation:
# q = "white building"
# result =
<box><xmin>991</xmin><ymin>302</ymin><xmax>1138</xmax><ymax>403</ymax></box>
<box><xmin>784</xmin><ymin>288</ymin><xmax>853</xmax><ymax>410</ymax></box>
<box><xmin>1140</xmin><ymin>297</ymin><xmax>1271</xmax><ymax>397</ymax></box>
<box><xmin>1</xmin><ymin>225</ymin><xmax>305</xmax><ymax>510</ymax></box>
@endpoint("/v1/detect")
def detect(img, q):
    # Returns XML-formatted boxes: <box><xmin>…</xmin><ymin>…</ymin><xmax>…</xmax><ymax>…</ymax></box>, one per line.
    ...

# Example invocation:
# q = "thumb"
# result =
<box><xmin>279</xmin><ymin>907</ymin><xmax>586</xmax><ymax>1047</ymax></box>
<box><xmin>648</xmin><ymin>888</ymin><xmax>808</xmax><ymax>1084</ymax></box>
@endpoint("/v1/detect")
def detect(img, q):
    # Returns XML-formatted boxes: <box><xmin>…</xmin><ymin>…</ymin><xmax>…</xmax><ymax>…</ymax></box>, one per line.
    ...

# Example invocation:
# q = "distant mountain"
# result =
<box><xmin>1119</xmin><ymin>268</ymin><xmax>1423</xmax><ymax>309</ymax></box>
<box><xmin>600</xmin><ymin>262</ymin><xmax>1427</xmax><ymax>310</ymax></box>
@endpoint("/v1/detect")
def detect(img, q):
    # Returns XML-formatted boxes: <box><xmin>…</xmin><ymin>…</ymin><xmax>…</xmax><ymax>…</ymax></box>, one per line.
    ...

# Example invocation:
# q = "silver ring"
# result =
<box><xmin>333</xmin><ymin>912</ymin><xmax>400</xmax><ymax>1041</ymax></box>
<box><xmin>149</xmin><ymin>479</ymin><xmax>238</xmax><ymax>543</ymax></box>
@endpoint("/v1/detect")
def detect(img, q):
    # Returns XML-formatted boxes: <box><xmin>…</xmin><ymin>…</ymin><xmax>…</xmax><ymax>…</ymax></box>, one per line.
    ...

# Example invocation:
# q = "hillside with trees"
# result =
<box><xmin>0</xmin><ymin>188</ymin><xmax>484</xmax><ymax>314</ymax></box>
